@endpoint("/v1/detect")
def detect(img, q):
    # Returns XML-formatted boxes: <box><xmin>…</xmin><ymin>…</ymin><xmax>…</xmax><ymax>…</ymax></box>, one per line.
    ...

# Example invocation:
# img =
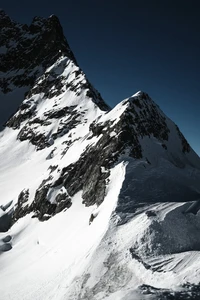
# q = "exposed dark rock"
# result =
<box><xmin>60</xmin><ymin>141</ymin><xmax>73</xmax><ymax>157</ymax></box>
<box><xmin>28</xmin><ymin>75</ymin><xmax>66</xmax><ymax>100</ymax></box>
<box><xmin>126</xmin><ymin>94</ymin><xmax>170</xmax><ymax>141</ymax></box>
<box><xmin>12</xmin><ymin>182</ymin><xmax>73</xmax><ymax>222</ymax></box>
<box><xmin>146</xmin><ymin>157</ymin><xmax>151</xmax><ymax>164</ymax></box>
<box><xmin>6</xmin><ymin>109</ymin><xmax>34</xmax><ymax>129</ymax></box>
<box><xmin>2</xmin><ymin>235</ymin><xmax>12</xmax><ymax>243</ymax></box>
<box><xmin>29</xmin><ymin>117</ymin><xmax>50</xmax><ymax>126</ymax></box>
<box><xmin>9</xmin><ymin>89</ymin><xmax>195</xmax><ymax>225</ymax></box>
<box><xmin>0</xmin><ymin>243</ymin><xmax>12</xmax><ymax>252</ymax></box>
<box><xmin>139</xmin><ymin>283</ymin><xmax>200</xmax><ymax>299</ymax></box>
<box><xmin>44</xmin><ymin>106</ymin><xmax>69</xmax><ymax>119</ymax></box>
<box><xmin>12</xmin><ymin>189</ymin><xmax>29</xmax><ymax>223</ymax></box>
<box><xmin>129</xmin><ymin>248</ymin><xmax>151</xmax><ymax>270</ymax></box>
<box><xmin>176</xmin><ymin>125</ymin><xmax>190</xmax><ymax>153</ymax></box>
<box><xmin>29</xmin><ymin>186</ymin><xmax>56</xmax><ymax>221</ymax></box>
<box><xmin>0</xmin><ymin>12</ymin><xmax>77</xmax><ymax>95</ymax></box>
<box><xmin>184</xmin><ymin>200</ymin><xmax>200</xmax><ymax>215</ymax></box>
<box><xmin>0</xmin><ymin>200</ymin><xmax>13</xmax><ymax>211</ymax></box>
<box><xmin>2</xmin><ymin>11</ymin><xmax>110</xmax><ymax>144</ymax></box>
<box><xmin>50</xmin><ymin>94</ymin><xmax>174</xmax><ymax>208</ymax></box>
<box><xmin>146</xmin><ymin>210</ymin><xmax>157</xmax><ymax>217</ymax></box>
<box><xmin>89</xmin><ymin>122</ymin><xmax>104</xmax><ymax>136</ymax></box>
<box><xmin>0</xmin><ymin>212</ymin><xmax>12</xmax><ymax>232</ymax></box>
<box><xmin>9</xmin><ymin>102</ymin><xmax>83</xmax><ymax>150</ymax></box>
<box><xmin>17</xmin><ymin>127</ymin><xmax>51</xmax><ymax>150</ymax></box>
<box><xmin>54</xmin><ymin>143</ymin><xmax>112</xmax><ymax>206</ymax></box>
<box><xmin>162</xmin><ymin>143</ymin><xmax>167</xmax><ymax>150</ymax></box>
<box><xmin>55</xmin><ymin>192</ymin><xmax>72</xmax><ymax>214</ymax></box>
<box><xmin>39</xmin><ymin>178</ymin><xmax>53</xmax><ymax>190</ymax></box>
<box><xmin>2</xmin><ymin>11</ymin><xmax>195</xmax><ymax>233</ymax></box>
<box><xmin>48</xmin><ymin>165</ymin><xmax>58</xmax><ymax>173</ymax></box>
<box><xmin>46</xmin><ymin>148</ymin><xmax>57</xmax><ymax>160</ymax></box>
<box><xmin>89</xmin><ymin>213</ymin><xmax>96</xmax><ymax>225</ymax></box>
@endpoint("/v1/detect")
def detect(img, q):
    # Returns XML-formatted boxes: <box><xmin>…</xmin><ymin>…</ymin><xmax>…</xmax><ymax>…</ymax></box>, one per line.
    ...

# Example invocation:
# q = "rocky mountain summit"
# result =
<box><xmin>0</xmin><ymin>9</ymin><xmax>76</xmax><ymax>92</ymax></box>
<box><xmin>0</xmin><ymin>9</ymin><xmax>108</xmax><ymax>126</ymax></box>
<box><xmin>0</xmin><ymin>11</ymin><xmax>200</xmax><ymax>300</ymax></box>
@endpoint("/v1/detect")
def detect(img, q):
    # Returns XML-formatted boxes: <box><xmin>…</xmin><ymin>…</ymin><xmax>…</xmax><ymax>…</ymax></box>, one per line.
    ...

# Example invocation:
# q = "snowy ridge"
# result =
<box><xmin>0</xmin><ymin>10</ymin><xmax>108</xmax><ymax>127</ymax></box>
<box><xmin>0</xmin><ymin>11</ymin><xmax>200</xmax><ymax>300</ymax></box>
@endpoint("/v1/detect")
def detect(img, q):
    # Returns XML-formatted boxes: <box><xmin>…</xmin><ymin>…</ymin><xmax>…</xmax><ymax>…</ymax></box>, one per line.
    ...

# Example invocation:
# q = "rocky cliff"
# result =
<box><xmin>0</xmin><ymin>11</ymin><xmax>200</xmax><ymax>300</ymax></box>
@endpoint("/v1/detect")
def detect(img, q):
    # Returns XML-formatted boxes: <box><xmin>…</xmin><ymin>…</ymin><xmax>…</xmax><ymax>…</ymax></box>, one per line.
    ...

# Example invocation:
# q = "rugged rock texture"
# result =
<box><xmin>1</xmin><ymin>11</ymin><xmax>200</xmax><ymax>300</ymax></box>
<box><xmin>176</xmin><ymin>124</ymin><xmax>190</xmax><ymax>153</ymax></box>
<box><xmin>138</xmin><ymin>284</ymin><xmax>200</xmax><ymax>300</ymax></box>
<box><xmin>0</xmin><ymin>9</ymin><xmax>76</xmax><ymax>93</ymax></box>
<box><xmin>1</xmin><ymin>10</ymin><xmax>199</xmax><ymax>237</ymax></box>
<box><xmin>51</xmin><ymin>92</ymin><xmax>171</xmax><ymax>206</ymax></box>
<box><xmin>9</xmin><ymin>90</ymin><xmax>198</xmax><ymax>221</ymax></box>
<box><xmin>12</xmin><ymin>189</ymin><xmax>29</xmax><ymax>223</ymax></box>
<box><xmin>1</xmin><ymin>9</ymin><xmax>109</xmax><ymax>134</ymax></box>
<box><xmin>30</xmin><ymin>185</ymin><xmax>72</xmax><ymax>221</ymax></box>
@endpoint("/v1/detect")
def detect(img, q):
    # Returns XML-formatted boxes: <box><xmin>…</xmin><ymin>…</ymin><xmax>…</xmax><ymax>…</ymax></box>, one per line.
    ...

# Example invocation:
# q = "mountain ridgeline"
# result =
<box><xmin>0</xmin><ymin>11</ymin><xmax>200</xmax><ymax>300</ymax></box>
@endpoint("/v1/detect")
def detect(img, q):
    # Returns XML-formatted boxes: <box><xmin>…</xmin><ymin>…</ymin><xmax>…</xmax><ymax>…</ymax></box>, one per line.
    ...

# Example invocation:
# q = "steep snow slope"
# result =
<box><xmin>0</xmin><ymin>11</ymin><xmax>200</xmax><ymax>300</ymax></box>
<box><xmin>61</xmin><ymin>93</ymin><xmax>200</xmax><ymax>299</ymax></box>
<box><xmin>1</xmin><ymin>91</ymin><xmax>200</xmax><ymax>300</ymax></box>
<box><xmin>0</xmin><ymin>163</ymin><xmax>126</xmax><ymax>300</ymax></box>
<box><xmin>0</xmin><ymin>9</ymin><xmax>70</xmax><ymax>126</ymax></box>
<box><xmin>0</xmin><ymin>9</ymin><xmax>107</xmax><ymax>127</ymax></box>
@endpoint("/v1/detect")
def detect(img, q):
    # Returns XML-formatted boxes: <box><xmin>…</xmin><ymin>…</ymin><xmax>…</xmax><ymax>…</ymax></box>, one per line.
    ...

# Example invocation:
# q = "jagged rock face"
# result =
<box><xmin>0</xmin><ymin>9</ymin><xmax>109</xmax><ymax>219</ymax></box>
<box><xmin>10</xmin><ymin>90</ymin><xmax>199</xmax><ymax>221</ymax></box>
<box><xmin>1</xmin><ymin>12</ymin><xmax>200</xmax><ymax>300</ymax></box>
<box><xmin>0</xmin><ymin>11</ymin><xmax>200</xmax><ymax>236</ymax></box>
<box><xmin>0</xmin><ymin>10</ymin><xmax>76</xmax><ymax>93</ymax></box>
<box><xmin>0</xmin><ymin>9</ymin><xmax>109</xmax><ymax>152</ymax></box>
<box><xmin>51</xmin><ymin>92</ymin><xmax>171</xmax><ymax>207</ymax></box>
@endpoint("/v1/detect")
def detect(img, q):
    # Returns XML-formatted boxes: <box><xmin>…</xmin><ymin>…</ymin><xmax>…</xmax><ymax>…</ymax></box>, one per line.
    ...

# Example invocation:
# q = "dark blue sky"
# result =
<box><xmin>1</xmin><ymin>0</ymin><xmax>200</xmax><ymax>155</ymax></box>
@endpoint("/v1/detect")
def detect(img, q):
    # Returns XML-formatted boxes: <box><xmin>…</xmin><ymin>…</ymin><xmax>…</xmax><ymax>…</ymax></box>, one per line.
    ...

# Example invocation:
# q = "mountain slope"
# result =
<box><xmin>0</xmin><ymin>12</ymin><xmax>200</xmax><ymax>300</ymax></box>
<box><xmin>0</xmin><ymin>9</ymin><xmax>108</xmax><ymax>127</ymax></box>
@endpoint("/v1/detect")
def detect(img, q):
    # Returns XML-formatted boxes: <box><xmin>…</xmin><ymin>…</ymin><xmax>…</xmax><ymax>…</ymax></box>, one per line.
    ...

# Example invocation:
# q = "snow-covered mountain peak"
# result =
<box><xmin>0</xmin><ymin>12</ymin><xmax>109</xmax><ymax>128</ymax></box>
<box><xmin>93</xmin><ymin>90</ymin><xmax>200</xmax><ymax>176</ymax></box>
<box><xmin>1</xmin><ymin>12</ymin><xmax>200</xmax><ymax>300</ymax></box>
<box><xmin>131</xmin><ymin>90</ymin><xmax>149</xmax><ymax>98</ymax></box>
<box><xmin>126</xmin><ymin>90</ymin><xmax>155</xmax><ymax>107</ymax></box>
<box><xmin>0</xmin><ymin>11</ymin><xmax>77</xmax><ymax>85</ymax></box>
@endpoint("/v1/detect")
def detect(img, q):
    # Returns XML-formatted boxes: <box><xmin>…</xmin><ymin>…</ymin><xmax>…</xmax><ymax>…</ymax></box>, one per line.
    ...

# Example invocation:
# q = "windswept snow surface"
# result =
<box><xmin>1</xmin><ymin>89</ymin><xmax>200</xmax><ymax>299</ymax></box>
<box><xmin>65</xmin><ymin>205</ymin><xmax>200</xmax><ymax>299</ymax></box>
<box><xmin>1</xmin><ymin>129</ymin><xmax>200</xmax><ymax>300</ymax></box>
<box><xmin>0</xmin><ymin>162</ymin><xmax>126</xmax><ymax>300</ymax></box>
<box><xmin>0</xmin><ymin>54</ymin><xmax>107</xmax><ymax>206</ymax></box>
<box><xmin>2</xmin><ymin>11</ymin><xmax>200</xmax><ymax>300</ymax></box>
<box><xmin>1</xmin><ymin>23</ymin><xmax>200</xmax><ymax>297</ymax></box>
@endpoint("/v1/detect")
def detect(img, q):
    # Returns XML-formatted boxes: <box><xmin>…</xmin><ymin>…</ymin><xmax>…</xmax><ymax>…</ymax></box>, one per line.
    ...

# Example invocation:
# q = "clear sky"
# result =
<box><xmin>1</xmin><ymin>0</ymin><xmax>200</xmax><ymax>155</ymax></box>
